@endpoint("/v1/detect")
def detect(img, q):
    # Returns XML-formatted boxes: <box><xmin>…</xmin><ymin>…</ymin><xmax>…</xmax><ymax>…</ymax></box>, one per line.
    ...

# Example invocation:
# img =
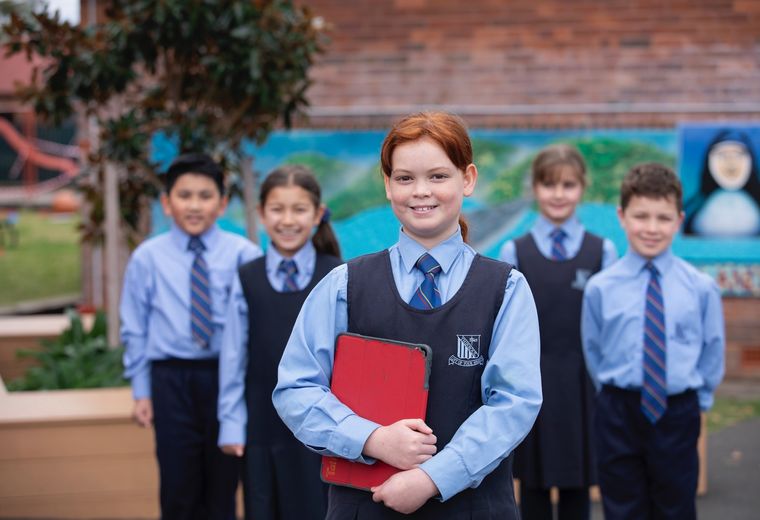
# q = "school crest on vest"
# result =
<box><xmin>571</xmin><ymin>268</ymin><xmax>592</xmax><ymax>291</ymax></box>
<box><xmin>450</xmin><ymin>335</ymin><xmax>485</xmax><ymax>367</ymax></box>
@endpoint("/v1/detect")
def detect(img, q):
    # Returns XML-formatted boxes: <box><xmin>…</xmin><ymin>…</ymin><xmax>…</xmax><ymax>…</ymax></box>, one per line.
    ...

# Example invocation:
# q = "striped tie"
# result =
<box><xmin>642</xmin><ymin>262</ymin><xmax>667</xmax><ymax>423</ymax></box>
<box><xmin>278</xmin><ymin>259</ymin><xmax>299</xmax><ymax>292</ymax></box>
<box><xmin>188</xmin><ymin>237</ymin><xmax>212</xmax><ymax>348</ymax></box>
<box><xmin>550</xmin><ymin>228</ymin><xmax>567</xmax><ymax>261</ymax></box>
<box><xmin>409</xmin><ymin>253</ymin><xmax>442</xmax><ymax>310</ymax></box>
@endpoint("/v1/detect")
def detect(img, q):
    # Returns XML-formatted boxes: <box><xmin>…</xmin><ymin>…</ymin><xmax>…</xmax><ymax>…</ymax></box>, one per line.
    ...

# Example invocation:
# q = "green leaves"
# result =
<box><xmin>2</xmin><ymin>0</ymin><xmax>324</xmax><ymax>242</ymax></box>
<box><xmin>7</xmin><ymin>309</ymin><xmax>127</xmax><ymax>391</ymax></box>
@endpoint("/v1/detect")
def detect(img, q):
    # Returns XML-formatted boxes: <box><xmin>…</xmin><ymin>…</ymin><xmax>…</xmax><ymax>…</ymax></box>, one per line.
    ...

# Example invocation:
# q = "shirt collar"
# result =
<box><xmin>621</xmin><ymin>247</ymin><xmax>674</xmax><ymax>276</ymax></box>
<box><xmin>170</xmin><ymin>222</ymin><xmax>220</xmax><ymax>252</ymax></box>
<box><xmin>535</xmin><ymin>213</ymin><xmax>580</xmax><ymax>238</ymax></box>
<box><xmin>397</xmin><ymin>227</ymin><xmax>463</xmax><ymax>274</ymax></box>
<box><xmin>266</xmin><ymin>240</ymin><xmax>316</xmax><ymax>275</ymax></box>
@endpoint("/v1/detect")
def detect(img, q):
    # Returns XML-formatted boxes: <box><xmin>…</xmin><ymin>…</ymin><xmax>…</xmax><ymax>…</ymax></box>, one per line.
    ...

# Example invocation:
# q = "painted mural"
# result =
<box><xmin>151</xmin><ymin>126</ymin><xmax>760</xmax><ymax>297</ymax></box>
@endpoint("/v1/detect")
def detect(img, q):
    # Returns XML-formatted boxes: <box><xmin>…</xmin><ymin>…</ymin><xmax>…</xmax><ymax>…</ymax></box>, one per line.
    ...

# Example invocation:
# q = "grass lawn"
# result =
<box><xmin>707</xmin><ymin>397</ymin><xmax>760</xmax><ymax>433</ymax></box>
<box><xmin>0</xmin><ymin>210</ymin><xmax>81</xmax><ymax>307</ymax></box>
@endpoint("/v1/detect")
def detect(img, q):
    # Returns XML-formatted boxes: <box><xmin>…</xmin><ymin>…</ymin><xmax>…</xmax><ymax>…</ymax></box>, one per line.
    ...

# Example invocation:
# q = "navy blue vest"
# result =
<box><xmin>513</xmin><ymin>232</ymin><xmax>602</xmax><ymax>487</ymax></box>
<box><xmin>239</xmin><ymin>253</ymin><xmax>341</xmax><ymax>445</ymax></box>
<box><xmin>331</xmin><ymin>250</ymin><xmax>519</xmax><ymax>519</ymax></box>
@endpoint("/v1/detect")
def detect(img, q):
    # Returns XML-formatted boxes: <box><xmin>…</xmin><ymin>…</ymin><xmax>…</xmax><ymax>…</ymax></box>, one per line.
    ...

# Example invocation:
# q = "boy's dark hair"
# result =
<box><xmin>260</xmin><ymin>164</ymin><xmax>342</xmax><ymax>259</ymax></box>
<box><xmin>620</xmin><ymin>163</ymin><xmax>683</xmax><ymax>213</ymax></box>
<box><xmin>164</xmin><ymin>153</ymin><xmax>225</xmax><ymax>195</ymax></box>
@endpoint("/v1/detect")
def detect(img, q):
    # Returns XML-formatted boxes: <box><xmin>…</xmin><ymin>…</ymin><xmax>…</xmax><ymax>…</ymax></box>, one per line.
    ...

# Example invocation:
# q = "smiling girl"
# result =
<box><xmin>217</xmin><ymin>165</ymin><xmax>342</xmax><ymax>520</ymax></box>
<box><xmin>273</xmin><ymin>111</ymin><xmax>542</xmax><ymax>519</ymax></box>
<box><xmin>499</xmin><ymin>144</ymin><xmax>617</xmax><ymax>520</ymax></box>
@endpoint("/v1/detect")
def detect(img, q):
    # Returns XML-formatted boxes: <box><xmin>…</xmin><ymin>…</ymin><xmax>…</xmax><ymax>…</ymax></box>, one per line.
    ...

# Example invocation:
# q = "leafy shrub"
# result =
<box><xmin>7</xmin><ymin>309</ymin><xmax>127</xmax><ymax>391</ymax></box>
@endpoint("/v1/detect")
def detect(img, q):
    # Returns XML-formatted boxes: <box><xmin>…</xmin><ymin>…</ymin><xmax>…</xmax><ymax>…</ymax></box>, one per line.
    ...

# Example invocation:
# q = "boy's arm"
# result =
<box><xmin>120</xmin><ymin>253</ymin><xmax>152</xmax><ymax>400</ymax></box>
<box><xmin>272</xmin><ymin>265</ymin><xmax>381</xmax><ymax>463</ymax></box>
<box><xmin>696</xmin><ymin>279</ymin><xmax>726</xmax><ymax>411</ymax></box>
<box><xmin>217</xmin><ymin>274</ymin><xmax>249</xmax><ymax>450</ymax></box>
<box><xmin>416</xmin><ymin>270</ymin><xmax>542</xmax><ymax>501</ymax></box>
<box><xmin>581</xmin><ymin>281</ymin><xmax>604</xmax><ymax>391</ymax></box>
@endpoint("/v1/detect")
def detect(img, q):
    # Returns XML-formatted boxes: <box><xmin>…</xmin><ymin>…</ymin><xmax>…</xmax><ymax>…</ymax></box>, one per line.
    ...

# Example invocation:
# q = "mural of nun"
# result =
<box><xmin>684</xmin><ymin>129</ymin><xmax>760</xmax><ymax>237</ymax></box>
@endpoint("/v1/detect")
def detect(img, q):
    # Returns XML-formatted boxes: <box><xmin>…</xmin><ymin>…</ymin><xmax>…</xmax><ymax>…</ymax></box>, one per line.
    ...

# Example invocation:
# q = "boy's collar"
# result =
<box><xmin>398</xmin><ymin>227</ymin><xmax>463</xmax><ymax>274</ymax></box>
<box><xmin>170</xmin><ymin>222</ymin><xmax>220</xmax><ymax>251</ymax></box>
<box><xmin>623</xmin><ymin>248</ymin><xmax>674</xmax><ymax>275</ymax></box>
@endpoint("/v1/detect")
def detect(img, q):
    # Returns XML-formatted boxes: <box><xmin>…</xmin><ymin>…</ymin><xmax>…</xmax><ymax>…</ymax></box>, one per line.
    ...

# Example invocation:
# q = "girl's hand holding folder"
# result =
<box><xmin>371</xmin><ymin>467</ymin><xmax>439</xmax><ymax>514</ymax></box>
<box><xmin>363</xmin><ymin>418</ymin><xmax>437</xmax><ymax>470</ymax></box>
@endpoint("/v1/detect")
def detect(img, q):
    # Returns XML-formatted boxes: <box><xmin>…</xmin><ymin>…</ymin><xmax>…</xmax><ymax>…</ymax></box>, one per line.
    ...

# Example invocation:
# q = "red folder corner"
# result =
<box><xmin>321</xmin><ymin>332</ymin><xmax>432</xmax><ymax>490</ymax></box>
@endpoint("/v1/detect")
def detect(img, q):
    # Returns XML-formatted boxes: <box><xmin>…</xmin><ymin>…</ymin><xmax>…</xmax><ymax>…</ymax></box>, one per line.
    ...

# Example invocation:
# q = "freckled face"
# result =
<box><xmin>384</xmin><ymin>137</ymin><xmax>477</xmax><ymax>249</ymax></box>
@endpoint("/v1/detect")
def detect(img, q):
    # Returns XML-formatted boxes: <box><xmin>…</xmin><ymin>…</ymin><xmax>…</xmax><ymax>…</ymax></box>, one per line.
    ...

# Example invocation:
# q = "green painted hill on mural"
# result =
<box><xmin>281</xmin><ymin>152</ymin><xmax>354</xmax><ymax>200</ymax></box>
<box><xmin>327</xmin><ymin>164</ymin><xmax>387</xmax><ymax>220</ymax></box>
<box><xmin>487</xmin><ymin>137</ymin><xmax>676</xmax><ymax>204</ymax></box>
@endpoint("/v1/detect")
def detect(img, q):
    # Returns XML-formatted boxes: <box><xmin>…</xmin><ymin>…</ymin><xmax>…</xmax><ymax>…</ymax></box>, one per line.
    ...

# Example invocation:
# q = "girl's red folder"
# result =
<box><xmin>321</xmin><ymin>333</ymin><xmax>432</xmax><ymax>490</ymax></box>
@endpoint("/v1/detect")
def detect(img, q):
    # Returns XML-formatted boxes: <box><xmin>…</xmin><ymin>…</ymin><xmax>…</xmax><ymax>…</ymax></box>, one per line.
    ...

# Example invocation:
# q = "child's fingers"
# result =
<box><xmin>418</xmin><ymin>443</ymin><xmax>437</xmax><ymax>456</ymax></box>
<box><xmin>371</xmin><ymin>486</ymin><xmax>384</xmax><ymax>503</ymax></box>
<box><xmin>402</xmin><ymin>418</ymin><xmax>433</xmax><ymax>434</ymax></box>
<box><xmin>419</xmin><ymin>432</ymin><xmax>437</xmax><ymax>445</ymax></box>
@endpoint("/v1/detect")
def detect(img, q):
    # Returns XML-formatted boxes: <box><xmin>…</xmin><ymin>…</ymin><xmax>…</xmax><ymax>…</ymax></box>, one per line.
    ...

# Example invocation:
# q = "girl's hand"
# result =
<box><xmin>220</xmin><ymin>444</ymin><xmax>245</xmax><ymax>457</ymax></box>
<box><xmin>132</xmin><ymin>398</ymin><xmax>153</xmax><ymax>428</ymax></box>
<box><xmin>363</xmin><ymin>418</ymin><xmax>437</xmax><ymax>469</ymax></box>
<box><xmin>371</xmin><ymin>467</ymin><xmax>439</xmax><ymax>514</ymax></box>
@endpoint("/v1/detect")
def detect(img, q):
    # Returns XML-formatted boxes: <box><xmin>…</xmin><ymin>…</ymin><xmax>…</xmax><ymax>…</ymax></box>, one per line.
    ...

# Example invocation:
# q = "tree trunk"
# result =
<box><xmin>104</xmin><ymin>161</ymin><xmax>122</xmax><ymax>348</ymax></box>
<box><xmin>241</xmin><ymin>156</ymin><xmax>259</xmax><ymax>244</ymax></box>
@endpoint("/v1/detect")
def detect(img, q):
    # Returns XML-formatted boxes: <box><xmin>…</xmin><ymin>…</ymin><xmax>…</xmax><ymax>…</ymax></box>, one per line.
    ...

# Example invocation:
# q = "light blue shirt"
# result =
<box><xmin>499</xmin><ymin>214</ymin><xmax>618</xmax><ymax>268</ymax></box>
<box><xmin>581</xmin><ymin>249</ymin><xmax>725</xmax><ymax>410</ymax></box>
<box><xmin>218</xmin><ymin>242</ymin><xmax>319</xmax><ymax>445</ymax></box>
<box><xmin>272</xmin><ymin>229</ymin><xmax>542</xmax><ymax>501</ymax></box>
<box><xmin>120</xmin><ymin>223</ymin><xmax>262</xmax><ymax>399</ymax></box>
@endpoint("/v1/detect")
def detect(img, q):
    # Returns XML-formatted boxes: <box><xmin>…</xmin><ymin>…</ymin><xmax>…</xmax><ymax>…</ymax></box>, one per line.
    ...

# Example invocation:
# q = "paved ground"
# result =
<box><xmin>591</xmin><ymin>379</ymin><xmax>760</xmax><ymax>520</ymax></box>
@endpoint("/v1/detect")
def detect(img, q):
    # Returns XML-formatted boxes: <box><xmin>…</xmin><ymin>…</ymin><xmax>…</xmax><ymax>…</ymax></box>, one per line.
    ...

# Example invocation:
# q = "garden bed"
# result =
<box><xmin>0</xmin><ymin>380</ymin><xmax>158</xmax><ymax>518</ymax></box>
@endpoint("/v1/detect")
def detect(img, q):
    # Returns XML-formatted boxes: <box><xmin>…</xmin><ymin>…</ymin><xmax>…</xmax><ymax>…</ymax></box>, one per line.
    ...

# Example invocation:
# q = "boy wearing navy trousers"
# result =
<box><xmin>120</xmin><ymin>153</ymin><xmax>262</xmax><ymax>519</ymax></box>
<box><xmin>581</xmin><ymin>163</ymin><xmax>725</xmax><ymax>520</ymax></box>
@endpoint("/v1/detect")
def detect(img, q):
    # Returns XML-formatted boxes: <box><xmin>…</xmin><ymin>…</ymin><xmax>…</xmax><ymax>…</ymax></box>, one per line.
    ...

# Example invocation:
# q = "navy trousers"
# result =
<box><xmin>595</xmin><ymin>385</ymin><xmax>700</xmax><ymax>520</ymax></box>
<box><xmin>152</xmin><ymin>359</ymin><xmax>240</xmax><ymax>520</ymax></box>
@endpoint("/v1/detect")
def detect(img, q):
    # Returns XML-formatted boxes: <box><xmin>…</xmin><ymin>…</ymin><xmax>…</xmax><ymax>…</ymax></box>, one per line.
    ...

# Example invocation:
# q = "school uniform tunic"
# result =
<box><xmin>218</xmin><ymin>243</ymin><xmax>340</xmax><ymax>520</ymax></box>
<box><xmin>500</xmin><ymin>216</ymin><xmax>616</xmax><ymax>490</ymax></box>
<box><xmin>273</xmin><ymin>230</ymin><xmax>542</xmax><ymax>519</ymax></box>
<box><xmin>120</xmin><ymin>223</ymin><xmax>262</xmax><ymax>520</ymax></box>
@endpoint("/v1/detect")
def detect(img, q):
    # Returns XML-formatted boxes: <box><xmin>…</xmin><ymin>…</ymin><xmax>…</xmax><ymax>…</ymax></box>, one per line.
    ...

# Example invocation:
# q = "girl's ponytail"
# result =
<box><xmin>459</xmin><ymin>215</ymin><xmax>469</xmax><ymax>243</ymax></box>
<box><xmin>312</xmin><ymin>210</ymin><xmax>342</xmax><ymax>259</ymax></box>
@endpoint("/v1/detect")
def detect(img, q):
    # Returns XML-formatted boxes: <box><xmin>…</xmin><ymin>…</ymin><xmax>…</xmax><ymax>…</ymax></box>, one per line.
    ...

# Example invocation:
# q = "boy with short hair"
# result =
<box><xmin>121</xmin><ymin>153</ymin><xmax>262</xmax><ymax>519</ymax></box>
<box><xmin>581</xmin><ymin>163</ymin><xmax>725</xmax><ymax>520</ymax></box>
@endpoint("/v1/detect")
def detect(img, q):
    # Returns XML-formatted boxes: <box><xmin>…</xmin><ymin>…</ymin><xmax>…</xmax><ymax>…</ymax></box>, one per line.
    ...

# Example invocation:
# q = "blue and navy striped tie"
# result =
<box><xmin>278</xmin><ymin>259</ymin><xmax>299</xmax><ymax>292</ymax></box>
<box><xmin>409</xmin><ymin>253</ymin><xmax>442</xmax><ymax>310</ymax></box>
<box><xmin>188</xmin><ymin>237</ymin><xmax>212</xmax><ymax>348</ymax></box>
<box><xmin>642</xmin><ymin>262</ymin><xmax>667</xmax><ymax>423</ymax></box>
<box><xmin>550</xmin><ymin>228</ymin><xmax>567</xmax><ymax>261</ymax></box>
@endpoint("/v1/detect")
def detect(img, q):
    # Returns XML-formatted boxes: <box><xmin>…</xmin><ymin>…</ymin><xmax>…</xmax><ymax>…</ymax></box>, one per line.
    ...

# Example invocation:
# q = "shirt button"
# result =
<box><xmin>343</xmin><ymin>448</ymin><xmax>349</xmax><ymax>456</ymax></box>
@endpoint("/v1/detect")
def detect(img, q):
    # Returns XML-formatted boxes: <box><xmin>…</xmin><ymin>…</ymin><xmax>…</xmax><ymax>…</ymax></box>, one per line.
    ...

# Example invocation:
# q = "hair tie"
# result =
<box><xmin>321</xmin><ymin>207</ymin><xmax>331</xmax><ymax>224</ymax></box>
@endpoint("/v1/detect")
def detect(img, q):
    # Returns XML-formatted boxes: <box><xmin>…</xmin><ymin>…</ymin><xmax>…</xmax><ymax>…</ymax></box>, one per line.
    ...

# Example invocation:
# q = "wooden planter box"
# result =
<box><xmin>0</xmin><ymin>380</ymin><xmax>159</xmax><ymax>518</ymax></box>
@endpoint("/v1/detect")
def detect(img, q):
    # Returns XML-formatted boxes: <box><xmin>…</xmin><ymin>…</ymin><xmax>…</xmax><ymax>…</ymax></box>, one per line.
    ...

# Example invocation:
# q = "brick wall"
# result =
<box><xmin>301</xmin><ymin>0</ymin><xmax>760</xmax><ymax>128</ymax></box>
